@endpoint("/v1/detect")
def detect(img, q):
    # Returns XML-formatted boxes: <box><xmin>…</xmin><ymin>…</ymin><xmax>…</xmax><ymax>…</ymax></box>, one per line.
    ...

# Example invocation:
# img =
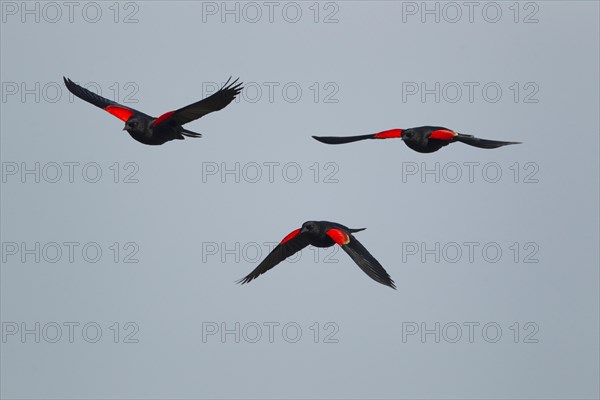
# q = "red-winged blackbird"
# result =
<box><xmin>238</xmin><ymin>221</ymin><xmax>396</xmax><ymax>289</ymax></box>
<box><xmin>313</xmin><ymin>126</ymin><xmax>521</xmax><ymax>153</ymax></box>
<box><xmin>64</xmin><ymin>77</ymin><xmax>242</xmax><ymax>146</ymax></box>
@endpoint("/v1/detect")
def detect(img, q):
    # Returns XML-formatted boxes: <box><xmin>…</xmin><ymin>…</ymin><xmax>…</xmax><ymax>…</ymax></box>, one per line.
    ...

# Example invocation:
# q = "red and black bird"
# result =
<box><xmin>238</xmin><ymin>221</ymin><xmax>396</xmax><ymax>289</ymax></box>
<box><xmin>313</xmin><ymin>126</ymin><xmax>521</xmax><ymax>153</ymax></box>
<box><xmin>64</xmin><ymin>77</ymin><xmax>243</xmax><ymax>145</ymax></box>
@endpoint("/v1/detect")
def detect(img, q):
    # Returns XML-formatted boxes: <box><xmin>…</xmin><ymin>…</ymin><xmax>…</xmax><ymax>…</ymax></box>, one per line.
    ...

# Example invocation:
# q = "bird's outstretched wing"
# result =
<box><xmin>426</xmin><ymin>129</ymin><xmax>521</xmax><ymax>148</ymax></box>
<box><xmin>326</xmin><ymin>228</ymin><xmax>396</xmax><ymax>289</ymax></box>
<box><xmin>237</xmin><ymin>228</ymin><xmax>309</xmax><ymax>285</ymax></box>
<box><xmin>312</xmin><ymin>129</ymin><xmax>403</xmax><ymax>145</ymax></box>
<box><xmin>153</xmin><ymin>77</ymin><xmax>243</xmax><ymax>127</ymax></box>
<box><xmin>454</xmin><ymin>133</ymin><xmax>521</xmax><ymax>149</ymax></box>
<box><xmin>63</xmin><ymin>77</ymin><xmax>147</xmax><ymax>121</ymax></box>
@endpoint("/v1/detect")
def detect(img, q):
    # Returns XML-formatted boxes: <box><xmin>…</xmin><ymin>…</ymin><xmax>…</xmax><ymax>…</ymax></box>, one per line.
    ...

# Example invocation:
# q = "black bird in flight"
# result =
<box><xmin>313</xmin><ymin>126</ymin><xmax>521</xmax><ymax>153</ymax></box>
<box><xmin>64</xmin><ymin>77</ymin><xmax>243</xmax><ymax>145</ymax></box>
<box><xmin>238</xmin><ymin>221</ymin><xmax>396</xmax><ymax>289</ymax></box>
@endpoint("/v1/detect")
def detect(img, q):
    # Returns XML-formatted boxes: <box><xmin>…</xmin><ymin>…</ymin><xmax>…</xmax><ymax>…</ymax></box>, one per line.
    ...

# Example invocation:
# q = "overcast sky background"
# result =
<box><xmin>1</xmin><ymin>1</ymin><xmax>599</xmax><ymax>399</ymax></box>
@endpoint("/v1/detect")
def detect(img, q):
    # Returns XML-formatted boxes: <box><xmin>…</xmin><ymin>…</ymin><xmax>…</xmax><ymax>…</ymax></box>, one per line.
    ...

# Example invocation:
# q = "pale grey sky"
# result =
<box><xmin>1</xmin><ymin>1</ymin><xmax>599</xmax><ymax>399</ymax></box>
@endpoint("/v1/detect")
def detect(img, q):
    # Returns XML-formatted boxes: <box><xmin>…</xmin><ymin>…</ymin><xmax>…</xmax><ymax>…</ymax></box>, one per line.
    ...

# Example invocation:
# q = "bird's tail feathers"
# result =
<box><xmin>180</xmin><ymin>128</ymin><xmax>202</xmax><ymax>138</ymax></box>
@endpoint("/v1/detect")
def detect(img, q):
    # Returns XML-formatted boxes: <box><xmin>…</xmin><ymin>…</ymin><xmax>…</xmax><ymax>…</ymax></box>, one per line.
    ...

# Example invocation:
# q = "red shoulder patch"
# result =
<box><xmin>374</xmin><ymin>129</ymin><xmax>403</xmax><ymax>139</ymax></box>
<box><xmin>105</xmin><ymin>105</ymin><xmax>134</xmax><ymax>122</ymax></box>
<box><xmin>429</xmin><ymin>129</ymin><xmax>457</xmax><ymax>141</ymax></box>
<box><xmin>153</xmin><ymin>111</ymin><xmax>175</xmax><ymax>126</ymax></box>
<box><xmin>280</xmin><ymin>229</ymin><xmax>301</xmax><ymax>244</ymax></box>
<box><xmin>326</xmin><ymin>228</ymin><xmax>350</xmax><ymax>246</ymax></box>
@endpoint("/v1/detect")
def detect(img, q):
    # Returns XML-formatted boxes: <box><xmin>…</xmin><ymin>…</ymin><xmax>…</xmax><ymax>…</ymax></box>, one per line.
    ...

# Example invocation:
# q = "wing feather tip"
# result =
<box><xmin>387</xmin><ymin>280</ymin><xmax>397</xmax><ymax>290</ymax></box>
<box><xmin>221</xmin><ymin>77</ymin><xmax>243</xmax><ymax>92</ymax></box>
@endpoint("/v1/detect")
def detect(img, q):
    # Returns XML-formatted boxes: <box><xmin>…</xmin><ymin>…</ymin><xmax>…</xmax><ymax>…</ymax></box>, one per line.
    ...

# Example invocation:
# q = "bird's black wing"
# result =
<box><xmin>63</xmin><ymin>77</ymin><xmax>147</xmax><ymax>121</ymax></box>
<box><xmin>312</xmin><ymin>129</ymin><xmax>403</xmax><ymax>145</ymax></box>
<box><xmin>455</xmin><ymin>134</ymin><xmax>522</xmax><ymax>149</ymax></box>
<box><xmin>325</xmin><ymin>228</ymin><xmax>396</xmax><ymax>289</ymax></box>
<box><xmin>156</xmin><ymin>77</ymin><xmax>243</xmax><ymax>127</ymax></box>
<box><xmin>237</xmin><ymin>229</ymin><xmax>309</xmax><ymax>285</ymax></box>
<box><xmin>312</xmin><ymin>134</ymin><xmax>377</xmax><ymax>144</ymax></box>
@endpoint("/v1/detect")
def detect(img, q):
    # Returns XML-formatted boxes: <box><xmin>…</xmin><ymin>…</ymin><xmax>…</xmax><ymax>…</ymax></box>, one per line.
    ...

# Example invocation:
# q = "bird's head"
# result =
<box><xmin>123</xmin><ymin>117</ymin><xmax>145</xmax><ymax>134</ymax></box>
<box><xmin>401</xmin><ymin>129</ymin><xmax>416</xmax><ymax>142</ymax></box>
<box><xmin>300</xmin><ymin>221</ymin><xmax>321</xmax><ymax>236</ymax></box>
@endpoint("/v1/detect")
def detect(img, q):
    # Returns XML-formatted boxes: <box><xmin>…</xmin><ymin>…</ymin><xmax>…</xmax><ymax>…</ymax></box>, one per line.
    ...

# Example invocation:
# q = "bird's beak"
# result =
<box><xmin>122</xmin><ymin>126</ymin><xmax>127</xmax><ymax>131</ymax></box>
<box><xmin>300</xmin><ymin>227</ymin><xmax>308</xmax><ymax>234</ymax></box>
